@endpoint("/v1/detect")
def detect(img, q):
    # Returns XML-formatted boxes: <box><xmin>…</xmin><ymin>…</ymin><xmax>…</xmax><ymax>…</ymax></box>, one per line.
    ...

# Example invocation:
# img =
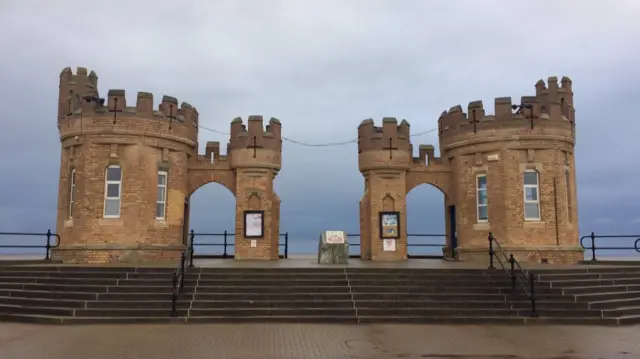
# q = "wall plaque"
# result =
<box><xmin>243</xmin><ymin>210</ymin><xmax>264</xmax><ymax>238</ymax></box>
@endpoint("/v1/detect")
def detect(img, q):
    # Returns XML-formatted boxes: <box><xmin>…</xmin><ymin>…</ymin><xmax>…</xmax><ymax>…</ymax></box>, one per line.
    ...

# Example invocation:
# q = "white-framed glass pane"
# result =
<box><xmin>71</xmin><ymin>170</ymin><xmax>76</xmax><ymax>185</ymax></box>
<box><xmin>106</xmin><ymin>166</ymin><xmax>122</xmax><ymax>181</ymax></box>
<box><xmin>157</xmin><ymin>187</ymin><xmax>165</xmax><ymax>202</ymax></box>
<box><xmin>476</xmin><ymin>175</ymin><xmax>487</xmax><ymax>190</ymax></box>
<box><xmin>478</xmin><ymin>205</ymin><xmax>488</xmax><ymax>221</ymax></box>
<box><xmin>156</xmin><ymin>203</ymin><xmax>165</xmax><ymax>218</ymax></box>
<box><xmin>524</xmin><ymin>203</ymin><xmax>539</xmax><ymax>219</ymax></box>
<box><xmin>106</xmin><ymin>183</ymin><xmax>120</xmax><ymax>198</ymax></box>
<box><xmin>477</xmin><ymin>189</ymin><xmax>487</xmax><ymax>205</ymax></box>
<box><xmin>524</xmin><ymin>187</ymin><xmax>538</xmax><ymax>201</ymax></box>
<box><xmin>70</xmin><ymin>189</ymin><xmax>75</xmax><ymax>202</ymax></box>
<box><xmin>104</xmin><ymin>199</ymin><xmax>120</xmax><ymax>216</ymax></box>
<box><xmin>523</xmin><ymin>171</ymin><xmax>538</xmax><ymax>186</ymax></box>
<box><xmin>158</xmin><ymin>172</ymin><xmax>167</xmax><ymax>186</ymax></box>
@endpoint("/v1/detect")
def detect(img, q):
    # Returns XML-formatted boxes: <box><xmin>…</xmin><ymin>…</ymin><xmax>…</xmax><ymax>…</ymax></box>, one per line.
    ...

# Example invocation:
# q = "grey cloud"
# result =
<box><xmin>1</xmin><ymin>0</ymin><xmax>640</xmax><ymax>252</ymax></box>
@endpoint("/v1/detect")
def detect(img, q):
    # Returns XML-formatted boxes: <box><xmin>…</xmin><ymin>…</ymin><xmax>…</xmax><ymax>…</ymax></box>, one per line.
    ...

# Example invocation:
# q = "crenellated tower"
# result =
<box><xmin>228</xmin><ymin>116</ymin><xmax>282</xmax><ymax>260</ymax></box>
<box><xmin>55</xmin><ymin>66</ymin><xmax>283</xmax><ymax>264</ymax></box>
<box><xmin>358</xmin><ymin>117</ymin><xmax>413</xmax><ymax>261</ymax></box>
<box><xmin>436</xmin><ymin>76</ymin><xmax>578</xmax><ymax>263</ymax></box>
<box><xmin>358</xmin><ymin>76</ymin><xmax>580</xmax><ymax>264</ymax></box>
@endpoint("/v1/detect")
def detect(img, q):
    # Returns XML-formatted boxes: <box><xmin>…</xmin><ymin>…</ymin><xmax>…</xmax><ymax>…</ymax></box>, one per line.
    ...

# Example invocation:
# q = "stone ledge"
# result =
<box><xmin>473</xmin><ymin>222</ymin><xmax>490</xmax><ymax>230</ymax></box>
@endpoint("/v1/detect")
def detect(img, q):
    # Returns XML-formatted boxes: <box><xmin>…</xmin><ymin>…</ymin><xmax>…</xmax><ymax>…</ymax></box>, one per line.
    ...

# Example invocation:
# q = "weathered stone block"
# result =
<box><xmin>317</xmin><ymin>230</ymin><xmax>349</xmax><ymax>264</ymax></box>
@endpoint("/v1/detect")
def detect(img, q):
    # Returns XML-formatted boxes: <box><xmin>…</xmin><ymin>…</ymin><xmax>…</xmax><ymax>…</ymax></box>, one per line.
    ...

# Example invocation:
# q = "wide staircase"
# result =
<box><xmin>0</xmin><ymin>265</ymin><xmax>639</xmax><ymax>325</ymax></box>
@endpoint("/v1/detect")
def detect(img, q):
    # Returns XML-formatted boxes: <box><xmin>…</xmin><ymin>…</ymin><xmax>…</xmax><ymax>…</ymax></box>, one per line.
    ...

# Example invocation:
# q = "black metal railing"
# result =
<box><xmin>580</xmin><ymin>232</ymin><xmax>640</xmax><ymax>261</ymax></box>
<box><xmin>171</xmin><ymin>249</ymin><xmax>188</xmax><ymax>317</ymax></box>
<box><xmin>0</xmin><ymin>230</ymin><xmax>61</xmax><ymax>260</ymax></box>
<box><xmin>345</xmin><ymin>233</ymin><xmax>447</xmax><ymax>259</ymax></box>
<box><xmin>488</xmin><ymin>233</ymin><xmax>537</xmax><ymax>317</ymax></box>
<box><xmin>187</xmin><ymin>230</ymin><xmax>289</xmax><ymax>265</ymax></box>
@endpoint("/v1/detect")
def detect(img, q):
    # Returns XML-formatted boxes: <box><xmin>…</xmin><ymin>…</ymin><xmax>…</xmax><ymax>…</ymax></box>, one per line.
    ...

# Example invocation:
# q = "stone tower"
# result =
<box><xmin>55</xmin><ymin>67</ymin><xmax>282</xmax><ymax>263</ymax></box>
<box><xmin>358</xmin><ymin>76</ymin><xmax>580</xmax><ymax>264</ymax></box>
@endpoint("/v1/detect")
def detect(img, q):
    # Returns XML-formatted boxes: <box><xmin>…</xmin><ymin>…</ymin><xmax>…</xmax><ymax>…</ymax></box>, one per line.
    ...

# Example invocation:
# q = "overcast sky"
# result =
<box><xmin>1</xmin><ymin>0</ymin><xmax>639</xmax><ymax>255</ymax></box>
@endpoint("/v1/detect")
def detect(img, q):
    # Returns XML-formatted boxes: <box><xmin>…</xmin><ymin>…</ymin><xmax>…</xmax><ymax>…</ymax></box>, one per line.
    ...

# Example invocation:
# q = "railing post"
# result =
<box><xmin>188</xmin><ymin>230</ymin><xmax>195</xmax><ymax>268</ymax></box>
<box><xmin>179</xmin><ymin>251</ymin><xmax>186</xmax><ymax>291</ymax></box>
<box><xmin>45</xmin><ymin>229</ymin><xmax>52</xmax><ymax>260</ymax></box>
<box><xmin>171</xmin><ymin>276</ymin><xmax>177</xmax><ymax>317</ymax></box>
<box><xmin>529</xmin><ymin>271</ymin><xmax>537</xmax><ymax>317</ymax></box>
<box><xmin>590</xmin><ymin>232</ymin><xmax>597</xmax><ymax>261</ymax></box>
<box><xmin>488</xmin><ymin>233</ymin><xmax>495</xmax><ymax>269</ymax></box>
<box><xmin>509</xmin><ymin>254</ymin><xmax>516</xmax><ymax>293</ymax></box>
<box><xmin>223</xmin><ymin>230</ymin><xmax>228</xmax><ymax>258</ymax></box>
<box><xmin>284</xmin><ymin>232</ymin><xmax>289</xmax><ymax>259</ymax></box>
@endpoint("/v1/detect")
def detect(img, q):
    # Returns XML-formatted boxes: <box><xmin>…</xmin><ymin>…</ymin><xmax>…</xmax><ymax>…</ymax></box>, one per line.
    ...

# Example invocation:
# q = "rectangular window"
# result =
<box><xmin>69</xmin><ymin>169</ymin><xmax>76</xmax><ymax>218</ymax></box>
<box><xmin>156</xmin><ymin>171</ymin><xmax>168</xmax><ymax>219</ymax></box>
<box><xmin>523</xmin><ymin>170</ymin><xmax>541</xmax><ymax>221</ymax></box>
<box><xmin>565</xmin><ymin>170</ymin><xmax>572</xmax><ymax>222</ymax></box>
<box><xmin>103</xmin><ymin>165</ymin><xmax>122</xmax><ymax>218</ymax></box>
<box><xmin>476</xmin><ymin>174</ymin><xmax>488</xmax><ymax>222</ymax></box>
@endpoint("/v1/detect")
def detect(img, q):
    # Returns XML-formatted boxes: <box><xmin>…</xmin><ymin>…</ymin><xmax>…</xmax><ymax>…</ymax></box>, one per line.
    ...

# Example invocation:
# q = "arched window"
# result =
<box><xmin>103</xmin><ymin>165</ymin><xmax>122</xmax><ymax>218</ymax></box>
<box><xmin>523</xmin><ymin>170</ymin><xmax>540</xmax><ymax>221</ymax></box>
<box><xmin>565</xmin><ymin>169</ymin><xmax>572</xmax><ymax>222</ymax></box>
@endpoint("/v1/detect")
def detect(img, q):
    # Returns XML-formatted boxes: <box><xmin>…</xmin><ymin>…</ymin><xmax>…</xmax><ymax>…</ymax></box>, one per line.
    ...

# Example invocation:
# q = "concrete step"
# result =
<box><xmin>190</xmin><ymin>300</ymin><xmax>355</xmax><ymax>309</ymax></box>
<box><xmin>602</xmin><ymin>306</ymin><xmax>640</xmax><ymax>317</ymax></box>
<box><xmin>0</xmin><ymin>271</ymin><xmax>130</xmax><ymax>279</ymax></box>
<box><xmin>0</xmin><ymin>283</ymin><xmax>109</xmax><ymax>293</ymax></box>
<box><xmin>182</xmin><ymin>279</ymin><xmax>350</xmax><ymax>287</ymax></box>
<box><xmin>575</xmin><ymin>290</ymin><xmax>640</xmax><ymax>302</ymax></box>
<box><xmin>1</xmin><ymin>289</ymin><xmax>99</xmax><ymax>300</ymax></box>
<box><xmin>589</xmin><ymin>297</ymin><xmax>640</xmax><ymax>309</ymax></box>
<box><xmin>96</xmin><ymin>292</ymin><xmax>191</xmax><ymax>301</ymax></box>
<box><xmin>0</xmin><ymin>277</ymin><xmax>119</xmax><ymax>285</ymax></box>
<box><xmin>187</xmin><ymin>307</ymin><xmax>358</xmax><ymax>317</ymax></box>
<box><xmin>0</xmin><ymin>304</ymin><xmax>76</xmax><ymax>316</ymax></box>
<box><xmin>193</xmin><ymin>286</ymin><xmax>352</xmax><ymax>294</ymax></box>
<box><xmin>562</xmin><ymin>284</ymin><xmax>640</xmax><ymax>295</ymax></box>
<box><xmin>0</xmin><ymin>296</ymin><xmax>87</xmax><ymax>308</ymax></box>
<box><xmin>85</xmin><ymin>300</ymin><xmax>190</xmax><ymax>309</ymax></box>
<box><xmin>546</xmin><ymin>278</ymin><xmax>640</xmax><ymax>288</ymax></box>
<box><xmin>193</xmin><ymin>293</ymin><xmax>354</xmax><ymax>301</ymax></box>
<box><xmin>73</xmin><ymin>308</ymin><xmax>189</xmax><ymax>317</ymax></box>
<box><xmin>354</xmin><ymin>307</ymin><xmax>601</xmax><ymax>318</ymax></box>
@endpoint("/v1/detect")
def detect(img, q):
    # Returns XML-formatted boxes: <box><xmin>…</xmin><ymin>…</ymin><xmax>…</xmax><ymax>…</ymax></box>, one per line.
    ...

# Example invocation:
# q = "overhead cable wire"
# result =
<box><xmin>198</xmin><ymin>125</ymin><xmax>438</xmax><ymax>147</ymax></box>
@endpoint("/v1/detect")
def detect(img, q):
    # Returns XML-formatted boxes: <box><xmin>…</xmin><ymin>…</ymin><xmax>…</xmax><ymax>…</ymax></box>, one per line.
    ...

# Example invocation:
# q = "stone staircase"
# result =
<box><xmin>0</xmin><ymin>265</ymin><xmax>638</xmax><ymax>324</ymax></box>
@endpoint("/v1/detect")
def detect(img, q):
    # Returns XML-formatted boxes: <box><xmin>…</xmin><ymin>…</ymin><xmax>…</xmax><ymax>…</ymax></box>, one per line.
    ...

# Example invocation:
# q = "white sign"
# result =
<box><xmin>250</xmin><ymin>239</ymin><xmax>257</xmax><ymax>248</ymax></box>
<box><xmin>245</xmin><ymin>212</ymin><xmax>263</xmax><ymax>237</ymax></box>
<box><xmin>383</xmin><ymin>238</ymin><xmax>396</xmax><ymax>252</ymax></box>
<box><xmin>325</xmin><ymin>231</ymin><xmax>345</xmax><ymax>244</ymax></box>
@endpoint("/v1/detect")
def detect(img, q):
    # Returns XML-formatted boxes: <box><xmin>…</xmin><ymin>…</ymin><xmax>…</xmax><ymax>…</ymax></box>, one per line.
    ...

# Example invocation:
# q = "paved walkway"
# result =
<box><xmin>0</xmin><ymin>323</ymin><xmax>637</xmax><ymax>359</ymax></box>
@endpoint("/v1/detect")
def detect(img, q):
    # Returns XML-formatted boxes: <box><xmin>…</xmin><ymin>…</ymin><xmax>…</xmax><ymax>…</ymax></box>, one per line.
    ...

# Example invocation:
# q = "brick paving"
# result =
<box><xmin>0</xmin><ymin>323</ymin><xmax>637</xmax><ymax>359</ymax></box>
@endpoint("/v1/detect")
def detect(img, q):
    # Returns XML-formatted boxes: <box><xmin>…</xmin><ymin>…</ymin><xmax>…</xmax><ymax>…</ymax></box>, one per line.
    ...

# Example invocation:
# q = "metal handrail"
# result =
<box><xmin>171</xmin><ymin>250</ymin><xmax>187</xmax><ymax>317</ymax></box>
<box><xmin>580</xmin><ymin>232</ymin><xmax>640</xmax><ymax>261</ymax></box>
<box><xmin>488</xmin><ymin>233</ymin><xmax>537</xmax><ymax>317</ymax></box>
<box><xmin>187</xmin><ymin>230</ymin><xmax>289</xmax><ymax>264</ymax></box>
<box><xmin>0</xmin><ymin>230</ymin><xmax>61</xmax><ymax>260</ymax></box>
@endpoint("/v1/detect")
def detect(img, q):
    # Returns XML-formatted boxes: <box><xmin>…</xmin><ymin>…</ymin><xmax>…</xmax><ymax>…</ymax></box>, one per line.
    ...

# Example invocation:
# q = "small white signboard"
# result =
<box><xmin>250</xmin><ymin>240</ymin><xmax>257</xmax><ymax>248</ymax></box>
<box><xmin>325</xmin><ymin>231</ymin><xmax>346</xmax><ymax>244</ymax></box>
<box><xmin>383</xmin><ymin>238</ymin><xmax>396</xmax><ymax>252</ymax></box>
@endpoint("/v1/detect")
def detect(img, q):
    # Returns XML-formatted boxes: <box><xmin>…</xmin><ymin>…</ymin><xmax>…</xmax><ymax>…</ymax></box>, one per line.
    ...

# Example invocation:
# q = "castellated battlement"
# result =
<box><xmin>228</xmin><ymin>115</ymin><xmax>282</xmax><ymax>152</ymax></box>
<box><xmin>358</xmin><ymin>117</ymin><xmax>412</xmax><ymax>153</ymax></box>
<box><xmin>438</xmin><ymin>76</ymin><xmax>575</xmax><ymax>144</ymax></box>
<box><xmin>58</xmin><ymin>67</ymin><xmax>199</xmax><ymax>146</ymax></box>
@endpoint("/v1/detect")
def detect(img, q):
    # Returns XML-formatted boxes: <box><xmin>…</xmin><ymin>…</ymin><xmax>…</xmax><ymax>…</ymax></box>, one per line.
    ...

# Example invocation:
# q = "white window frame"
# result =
<box><xmin>476</xmin><ymin>174</ymin><xmax>488</xmax><ymax>222</ymax></box>
<box><xmin>103</xmin><ymin>165</ymin><xmax>122</xmax><ymax>218</ymax></box>
<box><xmin>156</xmin><ymin>170</ymin><xmax>168</xmax><ymax>220</ymax></box>
<box><xmin>68</xmin><ymin>168</ymin><xmax>76</xmax><ymax>219</ymax></box>
<box><xmin>565</xmin><ymin>169</ymin><xmax>572</xmax><ymax>222</ymax></box>
<box><xmin>523</xmin><ymin>169</ymin><xmax>541</xmax><ymax>221</ymax></box>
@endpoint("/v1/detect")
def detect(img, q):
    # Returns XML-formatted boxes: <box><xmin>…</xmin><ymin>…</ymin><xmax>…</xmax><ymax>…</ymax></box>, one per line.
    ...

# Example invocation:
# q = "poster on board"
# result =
<box><xmin>244</xmin><ymin>211</ymin><xmax>264</xmax><ymax>238</ymax></box>
<box><xmin>379</xmin><ymin>211</ymin><xmax>400</xmax><ymax>239</ymax></box>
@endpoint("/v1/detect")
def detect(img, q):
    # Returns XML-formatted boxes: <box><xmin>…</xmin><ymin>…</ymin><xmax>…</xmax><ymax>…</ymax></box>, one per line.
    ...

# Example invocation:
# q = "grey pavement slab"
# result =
<box><xmin>0</xmin><ymin>322</ymin><xmax>637</xmax><ymax>359</ymax></box>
